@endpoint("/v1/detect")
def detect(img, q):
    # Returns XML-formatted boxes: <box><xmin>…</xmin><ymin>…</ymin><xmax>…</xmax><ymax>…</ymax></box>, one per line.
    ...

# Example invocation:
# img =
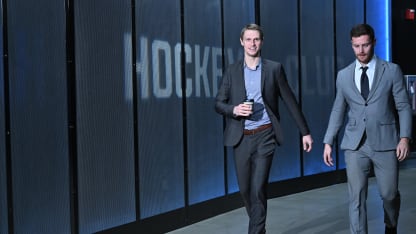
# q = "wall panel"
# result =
<box><xmin>0</xmin><ymin>2</ymin><xmax>7</xmax><ymax>233</ymax></box>
<box><xmin>184</xmin><ymin>0</ymin><xmax>225</xmax><ymax>205</ymax></box>
<box><xmin>261</xmin><ymin>0</ymin><xmax>302</xmax><ymax>181</ymax></box>
<box><xmin>367</xmin><ymin>0</ymin><xmax>391</xmax><ymax>61</ymax></box>
<box><xmin>135</xmin><ymin>0</ymin><xmax>185</xmax><ymax>218</ymax></box>
<box><xmin>299</xmin><ymin>0</ymin><xmax>335</xmax><ymax>175</ymax></box>
<box><xmin>7</xmin><ymin>0</ymin><xmax>70</xmax><ymax>233</ymax></box>
<box><xmin>74</xmin><ymin>0</ymin><xmax>136</xmax><ymax>232</ymax></box>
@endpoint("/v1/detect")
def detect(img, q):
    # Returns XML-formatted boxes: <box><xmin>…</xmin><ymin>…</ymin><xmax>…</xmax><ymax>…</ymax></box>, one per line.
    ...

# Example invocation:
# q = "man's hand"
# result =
<box><xmin>323</xmin><ymin>144</ymin><xmax>334</xmax><ymax>166</ymax></box>
<box><xmin>302</xmin><ymin>134</ymin><xmax>313</xmax><ymax>152</ymax></box>
<box><xmin>233</xmin><ymin>103</ymin><xmax>253</xmax><ymax>117</ymax></box>
<box><xmin>396</xmin><ymin>138</ymin><xmax>410</xmax><ymax>162</ymax></box>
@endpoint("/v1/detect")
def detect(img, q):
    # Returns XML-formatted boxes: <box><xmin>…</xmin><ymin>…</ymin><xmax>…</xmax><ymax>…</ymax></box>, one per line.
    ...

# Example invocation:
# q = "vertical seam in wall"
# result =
<box><xmin>130</xmin><ymin>0</ymin><xmax>140</xmax><ymax>221</ymax></box>
<box><xmin>180</xmin><ymin>0</ymin><xmax>190</xmax><ymax>225</ymax></box>
<box><xmin>2</xmin><ymin>0</ymin><xmax>13</xmax><ymax>233</ymax></box>
<box><xmin>65</xmin><ymin>0</ymin><xmax>79</xmax><ymax>233</ymax></box>
<box><xmin>219</xmin><ymin>0</ymin><xmax>228</xmax><ymax>196</ymax></box>
<box><xmin>297</xmin><ymin>0</ymin><xmax>305</xmax><ymax>177</ymax></box>
<box><xmin>255</xmin><ymin>0</ymin><xmax>260</xmax><ymax>25</ymax></box>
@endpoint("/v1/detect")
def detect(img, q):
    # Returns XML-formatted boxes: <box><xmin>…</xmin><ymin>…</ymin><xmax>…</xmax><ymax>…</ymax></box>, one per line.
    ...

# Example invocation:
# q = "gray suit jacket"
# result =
<box><xmin>215</xmin><ymin>59</ymin><xmax>310</xmax><ymax>147</ymax></box>
<box><xmin>323</xmin><ymin>57</ymin><xmax>412</xmax><ymax>151</ymax></box>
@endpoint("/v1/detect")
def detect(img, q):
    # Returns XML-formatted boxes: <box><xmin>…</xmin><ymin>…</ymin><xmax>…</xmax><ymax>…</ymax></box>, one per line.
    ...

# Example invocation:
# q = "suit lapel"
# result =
<box><xmin>347</xmin><ymin>63</ymin><xmax>362</xmax><ymax>98</ymax></box>
<box><xmin>236</xmin><ymin>61</ymin><xmax>247</xmax><ymax>101</ymax></box>
<box><xmin>260</xmin><ymin>59</ymin><xmax>267</xmax><ymax>93</ymax></box>
<box><xmin>367</xmin><ymin>58</ymin><xmax>385</xmax><ymax>100</ymax></box>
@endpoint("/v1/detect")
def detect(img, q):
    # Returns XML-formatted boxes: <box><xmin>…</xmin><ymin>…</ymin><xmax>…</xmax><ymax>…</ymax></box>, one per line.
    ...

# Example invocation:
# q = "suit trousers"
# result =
<box><xmin>344</xmin><ymin>139</ymin><xmax>400</xmax><ymax>234</ymax></box>
<box><xmin>234</xmin><ymin>127</ymin><xmax>276</xmax><ymax>234</ymax></box>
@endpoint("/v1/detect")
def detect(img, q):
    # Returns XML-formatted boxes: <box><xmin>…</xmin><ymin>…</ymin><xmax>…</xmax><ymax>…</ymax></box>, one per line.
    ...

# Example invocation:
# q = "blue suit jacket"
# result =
<box><xmin>215</xmin><ymin>59</ymin><xmax>310</xmax><ymax>147</ymax></box>
<box><xmin>323</xmin><ymin>57</ymin><xmax>412</xmax><ymax>151</ymax></box>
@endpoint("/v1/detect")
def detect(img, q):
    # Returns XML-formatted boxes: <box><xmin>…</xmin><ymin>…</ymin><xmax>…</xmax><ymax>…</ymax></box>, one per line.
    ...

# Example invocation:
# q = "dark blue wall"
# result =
<box><xmin>6</xmin><ymin>0</ymin><xmax>70</xmax><ymax>233</ymax></box>
<box><xmin>135</xmin><ymin>0</ymin><xmax>185</xmax><ymax>218</ymax></box>
<box><xmin>0</xmin><ymin>0</ymin><xmax>389</xmax><ymax>233</ymax></box>
<box><xmin>74</xmin><ymin>0</ymin><xmax>136</xmax><ymax>233</ymax></box>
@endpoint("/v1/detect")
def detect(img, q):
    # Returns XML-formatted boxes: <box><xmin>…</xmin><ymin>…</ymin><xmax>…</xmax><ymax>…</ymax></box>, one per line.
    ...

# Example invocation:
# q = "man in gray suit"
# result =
<box><xmin>323</xmin><ymin>24</ymin><xmax>412</xmax><ymax>234</ymax></box>
<box><xmin>215</xmin><ymin>23</ymin><xmax>313</xmax><ymax>234</ymax></box>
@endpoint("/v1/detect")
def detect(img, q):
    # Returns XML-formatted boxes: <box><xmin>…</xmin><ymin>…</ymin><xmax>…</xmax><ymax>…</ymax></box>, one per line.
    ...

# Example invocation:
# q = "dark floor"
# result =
<box><xmin>167</xmin><ymin>154</ymin><xmax>416</xmax><ymax>234</ymax></box>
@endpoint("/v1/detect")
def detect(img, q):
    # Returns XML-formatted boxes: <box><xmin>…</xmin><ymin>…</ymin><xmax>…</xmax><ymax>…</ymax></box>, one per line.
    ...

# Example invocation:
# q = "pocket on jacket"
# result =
<box><xmin>375</xmin><ymin>121</ymin><xmax>398</xmax><ymax>149</ymax></box>
<box><xmin>377</xmin><ymin>120</ymin><xmax>397</xmax><ymax>135</ymax></box>
<box><xmin>378</xmin><ymin>120</ymin><xmax>396</xmax><ymax>126</ymax></box>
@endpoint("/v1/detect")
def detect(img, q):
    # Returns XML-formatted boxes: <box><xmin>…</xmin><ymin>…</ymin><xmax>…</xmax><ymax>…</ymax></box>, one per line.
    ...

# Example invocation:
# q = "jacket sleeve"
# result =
<box><xmin>323</xmin><ymin>73</ymin><xmax>347</xmax><ymax>145</ymax></box>
<box><xmin>391</xmin><ymin>64</ymin><xmax>413</xmax><ymax>138</ymax></box>
<box><xmin>215</xmin><ymin>67</ymin><xmax>236</xmax><ymax>118</ymax></box>
<box><xmin>277</xmin><ymin>65</ymin><xmax>311</xmax><ymax>136</ymax></box>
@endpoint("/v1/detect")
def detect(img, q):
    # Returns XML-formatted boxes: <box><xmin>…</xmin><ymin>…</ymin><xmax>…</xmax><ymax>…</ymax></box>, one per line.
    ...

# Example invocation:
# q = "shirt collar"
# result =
<box><xmin>355</xmin><ymin>55</ymin><xmax>376</xmax><ymax>71</ymax></box>
<box><xmin>244</xmin><ymin>58</ymin><xmax>262</xmax><ymax>71</ymax></box>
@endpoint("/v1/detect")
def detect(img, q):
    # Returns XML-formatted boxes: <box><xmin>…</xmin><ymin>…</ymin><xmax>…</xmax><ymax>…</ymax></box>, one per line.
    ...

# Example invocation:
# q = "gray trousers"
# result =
<box><xmin>234</xmin><ymin>128</ymin><xmax>276</xmax><ymax>234</ymax></box>
<box><xmin>345</xmin><ymin>140</ymin><xmax>400</xmax><ymax>234</ymax></box>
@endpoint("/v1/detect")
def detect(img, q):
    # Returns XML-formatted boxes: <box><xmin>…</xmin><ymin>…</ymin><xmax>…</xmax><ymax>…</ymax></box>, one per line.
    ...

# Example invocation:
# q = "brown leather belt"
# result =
<box><xmin>243</xmin><ymin>123</ymin><xmax>272</xmax><ymax>135</ymax></box>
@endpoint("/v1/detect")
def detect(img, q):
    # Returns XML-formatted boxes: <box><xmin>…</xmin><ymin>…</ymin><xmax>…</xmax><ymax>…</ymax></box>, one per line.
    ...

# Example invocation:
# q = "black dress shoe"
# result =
<box><xmin>385</xmin><ymin>226</ymin><xmax>397</xmax><ymax>234</ymax></box>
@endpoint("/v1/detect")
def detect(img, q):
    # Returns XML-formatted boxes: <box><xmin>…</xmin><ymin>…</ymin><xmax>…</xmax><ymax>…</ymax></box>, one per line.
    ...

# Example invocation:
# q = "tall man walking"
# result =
<box><xmin>215</xmin><ymin>23</ymin><xmax>313</xmax><ymax>234</ymax></box>
<box><xmin>323</xmin><ymin>24</ymin><xmax>412</xmax><ymax>234</ymax></box>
